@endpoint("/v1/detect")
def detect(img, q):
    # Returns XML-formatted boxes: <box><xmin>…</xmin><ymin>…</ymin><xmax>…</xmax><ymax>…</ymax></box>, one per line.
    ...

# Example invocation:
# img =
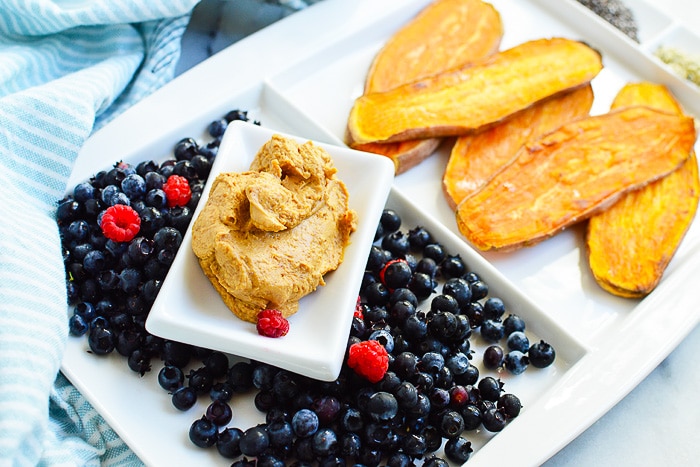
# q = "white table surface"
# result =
<box><xmin>175</xmin><ymin>1</ymin><xmax>700</xmax><ymax>465</ymax></box>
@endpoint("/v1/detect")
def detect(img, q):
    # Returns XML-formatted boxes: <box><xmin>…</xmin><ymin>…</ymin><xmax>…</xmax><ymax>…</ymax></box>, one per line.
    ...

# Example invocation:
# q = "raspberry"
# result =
<box><xmin>162</xmin><ymin>175</ymin><xmax>191</xmax><ymax>208</ymax></box>
<box><xmin>347</xmin><ymin>340</ymin><xmax>389</xmax><ymax>383</ymax></box>
<box><xmin>256</xmin><ymin>309</ymin><xmax>290</xmax><ymax>338</ymax></box>
<box><xmin>100</xmin><ymin>204</ymin><xmax>141</xmax><ymax>242</ymax></box>
<box><xmin>354</xmin><ymin>296</ymin><xmax>364</xmax><ymax>319</ymax></box>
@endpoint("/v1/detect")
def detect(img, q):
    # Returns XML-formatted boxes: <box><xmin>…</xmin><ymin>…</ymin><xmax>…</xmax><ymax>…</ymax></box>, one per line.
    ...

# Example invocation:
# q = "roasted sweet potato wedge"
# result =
<box><xmin>352</xmin><ymin>0</ymin><xmax>503</xmax><ymax>174</ymax></box>
<box><xmin>586</xmin><ymin>83</ymin><xmax>700</xmax><ymax>298</ymax></box>
<box><xmin>346</xmin><ymin>38</ymin><xmax>603</xmax><ymax>145</ymax></box>
<box><xmin>455</xmin><ymin>106</ymin><xmax>697</xmax><ymax>251</ymax></box>
<box><xmin>442</xmin><ymin>85</ymin><xmax>594</xmax><ymax>210</ymax></box>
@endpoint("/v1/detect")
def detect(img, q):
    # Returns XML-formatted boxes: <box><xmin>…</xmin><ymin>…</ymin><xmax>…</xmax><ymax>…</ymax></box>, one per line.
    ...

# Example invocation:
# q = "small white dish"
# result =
<box><xmin>146</xmin><ymin>121</ymin><xmax>395</xmax><ymax>381</ymax></box>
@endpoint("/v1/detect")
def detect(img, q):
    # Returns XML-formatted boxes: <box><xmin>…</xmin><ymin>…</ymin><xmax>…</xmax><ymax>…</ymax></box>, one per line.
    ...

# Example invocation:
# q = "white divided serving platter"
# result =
<box><xmin>61</xmin><ymin>0</ymin><xmax>700</xmax><ymax>465</ymax></box>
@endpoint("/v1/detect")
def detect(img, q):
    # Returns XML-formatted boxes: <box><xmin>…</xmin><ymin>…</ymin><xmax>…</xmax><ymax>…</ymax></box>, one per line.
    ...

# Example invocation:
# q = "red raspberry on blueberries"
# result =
<box><xmin>256</xmin><ymin>309</ymin><xmax>290</xmax><ymax>338</ymax></box>
<box><xmin>100</xmin><ymin>204</ymin><xmax>141</xmax><ymax>242</ymax></box>
<box><xmin>162</xmin><ymin>174</ymin><xmax>191</xmax><ymax>208</ymax></box>
<box><xmin>347</xmin><ymin>339</ymin><xmax>389</xmax><ymax>383</ymax></box>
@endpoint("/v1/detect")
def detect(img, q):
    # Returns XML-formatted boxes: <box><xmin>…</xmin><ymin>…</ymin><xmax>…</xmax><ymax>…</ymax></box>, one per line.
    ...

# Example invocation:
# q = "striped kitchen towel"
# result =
<box><xmin>0</xmin><ymin>1</ymin><xmax>198</xmax><ymax>465</ymax></box>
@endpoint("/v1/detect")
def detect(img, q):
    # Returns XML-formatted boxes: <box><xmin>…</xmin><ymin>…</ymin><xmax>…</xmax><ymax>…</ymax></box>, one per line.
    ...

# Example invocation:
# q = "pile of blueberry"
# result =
<box><xmin>57</xmin><ymin>109</ymin><xmax>256</xmax><ymax>372</ymax></box>
<box><xmin>57</xmin><ymin>111</ymin><xmax>556</xmax><ymax>466</ymax></box>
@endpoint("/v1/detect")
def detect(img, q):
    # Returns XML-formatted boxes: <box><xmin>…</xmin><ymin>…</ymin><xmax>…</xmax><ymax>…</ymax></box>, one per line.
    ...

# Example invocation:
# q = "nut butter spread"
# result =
<box><xmin>191</xmin><ymin>135</ymin><xmax>358</xmax><ymax>323</ymax></box>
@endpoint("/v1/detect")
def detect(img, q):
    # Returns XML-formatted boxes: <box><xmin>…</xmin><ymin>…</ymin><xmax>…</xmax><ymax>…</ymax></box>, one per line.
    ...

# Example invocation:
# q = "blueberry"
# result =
<box><xmin>444</xmin><ymin>436</ymin><xmax>473</xmax><ymax>463</ymax></box>
<box><xmin>483</xmin><ymin>345</ymin><xmax>505</xmax><ymax>369</ymax></box>
<box><xmin>381</xmin><ymin>260</ymin><xmax>412</xmax><ymax>290</ymax></box>
<box><xmin>121</xmin><ymin>173</ymin><xmax>146</xmax><ymax>199</ymax></box>
<box><xmin>189</xmin><ymin>416</ymin><xmax>218</xmax><ymax>448</ymax></box>
<box><xmin>401</xmin><ymin>433</ymin><xmax>427</xmax><ymax>457</ymax></box>
<box><xmin>528</xmin><ymin>340</ymin><xmax>556</xmax><ymax>368</ymax></box>
<box><xmin>408</xmin><ymin>272</ymin><xmax>435</xmax><ymax>300</ymax></box>
<box><xmin>498</xmin><ymin>393</ymin><xmax>522</xmax><ymax>419</ymax></box>
<box><xmin>339</xmin><ymin>407</ymin><xmax>364</xmax><ymax>433</ymax></box>
<box><xmin>440</xmin><ymin>254</ymin><xmax>466</xmax><ymax>278</ymax></box>
<box><xmin>366</xmin><ymin>245</ymin><xmax>388</xmax><ymax>272</ymax></box>
<box><xmin>504</xmin><ymin>313</ymin><xmax>526</xmax><ymax>335</ymax></box>
<box><xmin>464</xmin><ymin>301</ymin><xmax>484</xmax><ymax>328</ymax></box>
<box><xmin>127</xmin><ymin>237</ymin><xmax>154</xmax><ymax>265</ymax></box>
<box><xmin>483</xmin><ymin>297</ymin><xmax>506</xmax><ymax>321</ymax></box>
<box><xmin>145</xmin><ymin>188</ymin><xmax>167</xmax><ymax>209</ymax></box>
<box><xmin>407</xmin><ymin>225</ymin><xmax>433</xmax><ymax>250</ymax></box>
<box><xmin>127</xmin><ymin>349</ymin><xmax>151</xmax><ymax>375</ymax></box>
<box><xmin>389</xmin><ymin>299</ymin><xmax>416</xmax><ymax>324</ymax></box>
<box><xmin>339</xmin><ymin>432</ymin><xmax>362</xmax><ymax>458</ymax></box>
<box><xmin>423</xmin><ymin>243</ymin><xmax>447</xmax><ymax>263</ymax></box>
<box><xmin>205</xmin><ymin>400</ymin><xmax>233</xmax><ymax>426</ymax></box>
<box><xmin>481</xmin><ymin>407</ymin><xmax>507</xmax><ymax>432</ymax></box>
<box><xmin>209</xmin><ymin>382</ymin><xmax>234</xmax><ymax>402</ymax></box>
<box><xmin>135</xmin><ymin>160</ymin><xmax>159</xmax><ymax>177</ymax></box>
<box><xmin>173</xmin><ymin>160</ymin><xmax>197</xmax><ymax>179</ymax></box>
<box><xmin>442</xmin><ymin>277</ymin><xmax>472</xmax><ymax>309</ymax></box>
<box><xmin>67</xmin><ymin>220</ymin><xmax>90</xmax><ymax>242</ymax></box>
<box><xmin>504</xmin><ymin>351</ymin><xmax>528</xmax><ymax>375</ymax></box>
<box><xmin>56</xmin><ymin>198</ymin><xmax>81</xmax><ymax>224</ymax></box>
<box><xmin>312</xmin><ymin>427</ymin><xmax>338</xmax><ymax>458</ymax></box>
<box><xmin>461</xmin><ymin>404</ymin><xmax>482</xmax><ymax>431</ymax></box>
<box><xmin>389</xmin><ymin>287</ymin><xmax>418</xmax><ymax>307</ymax></box>
<box><xmin>87</xmin><ymin>326</ymin><xmax>114</xmax><ymax>355</ymax></box>
<box><xmin>208</xmin><ymin>118</ymin><xmax>228</xmax><ymax>138</ymax></box>
<box><xmin>477</xmin><ymin>376</ymin><xmax>503</xmax><ymax>402</ymax></box>
<box><xmin>161</xmin><ymin>340</ymin><xmax>192</xmax><ymax>368</ymax></box>
<box><xmin>415</xmin><ymin>257</ymin><xmax>438</xmax><ymax>277</ymax></box>
<box><xmin>73</xmin><ymin>182</ymin><xmax>95</xmax><ymax>202</ymax></box>
<box><xmin>174</xmin><ymin>137</ymin><xmax>199</xmax><ymax>161</ymax></box>
<box><xmin>419</xmin><ymin>352</ymin><xmax>444</xmax><ymax>375</ymax></box>
<box><xmin>267</xmin><ymin>420</ymin><xmax>294</xmax><ymax>448</ymax></box>
<box><xmin>239</xmin><ymin>426</ymin><xmax>270</xmax><ymax>457</ymax></box>
<box><xmin>74</xmin><ymin>301</ymin><xmax>96</xmax><ymax>321</ymax></box>
<box><xmin>188</xmin><ymin>367</ymin><xmax>214</xmax><ymax>394</ymax></box>
<box><xmin>506</xmin><ymin>331</ymin><xmax>530</xmax><ymax>353</ymax></box>
<box><xmin>144</xmin><ymin>171</ymin><xmax>165</xmax><ymax>190</ymax></box>
<box><xmin>83</xmin><ymin>250</ymin><xmax>106</xmax><ymax>275</ymax></box>
<box><xmin>430</xmin><ymin>294</ymin><xmax>459</xmax><ymax>314</ymax></box>
<box><xmin>381</xmin><ymin>231</ymin><xmax>410</xmax><ymax>257</ymax></box>
<box><xmin>68</xmin><ymin>314</ymin><xmax>89</xmax><ymax>336</ymax></box>
<box><xmin>100</xmin><ymin>185</ymin><xmax>120</xmax><ymax>205</ymax></box>
<box><xmin>171</xmin><ymin>386</ymin><xmax>197</xmax><ymax>411</ymax></box>
<box><xmin>202</xmin><ymin>351</ymin><xmax>229</xmax><ymax>379</ymax></box>
<box><xmin>480</xmin><ymin>319</ymin><xmax>505</xmax><ymax>342</ymax></box>
<box><xmin>470</xmin><ymin>279</ymin><xmax>489</xmax><ymax>300</ymax></box>
<box><xmin>439</xmin><ymin>409</ymin><xmax>465</xmax><ymax>438</ymax></box>
<box><xmin>225</xmin><ymin>109</ymin><xmax>249</xmax><ymax>122</ymax></box>
<box><xmin>366</xmin><ymin>391</ymin><xmax>398</xmax><ymax>422</ymax></box>
<box><xmin>158</xmin><ymin>365</ymin><xmax>184</xmax><ymax>391</ymax></box>
<box><xmin>380</xmin><ymin>209</ymin><xmax>401</xmax><ymax>233</ymax></box>
<box><xmin>364</xmin><ymin>282</ymin><xmax>389</xmax><ymax>306</ymax></box>
<box><xmin>311</xmin><ymin>395</ymin><xmax>341</xmax><ymax>425</ymax></box>
<box><xmin>292</xmin><ymin>409</ymin><xmax>319</xmax><ymax>438</ymax></box>
<box><xmin>445</xmin><ymin>352</ymin><xmax>470</xmax><ymax>376</ymax></box>
<box><xmin>217</xmin><ymin>427</ymin><xmax>243</xmax><ymax>458</ymax></box>
<box><xmin>368</xmin><ymin>329</ymin><xmax>394</xmax><ymax>353</ymax></box>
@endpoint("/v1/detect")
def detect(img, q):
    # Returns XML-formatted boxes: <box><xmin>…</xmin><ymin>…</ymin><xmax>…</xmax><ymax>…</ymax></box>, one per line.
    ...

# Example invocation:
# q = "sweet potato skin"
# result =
<box><xmin>586</xmin><ymin>83</ymin><xmax>700</xmax><ymax>298</ymax></box>
<box><xmin>363</xmin><ymin>0</ymin><xmax>502</xmax><ymax>94</ymax></box>
<box><xmin>346</xmin><ymin>38</ymin><xmax>603</xmax><ymax>145</ymax></box>
<box><xmin>455</xmin><ymin>106</ymin><xmax>697</xmax><ymax>251</ymax></box>
<box><xmin>443</xmin><ymin>85</ymin><xmax>594</xmax><ymax>210</ymax></box>
<box><xmin>353</xmin><ymin>0</ymin><xmax>503</xmax><ymax>174</ymax></box>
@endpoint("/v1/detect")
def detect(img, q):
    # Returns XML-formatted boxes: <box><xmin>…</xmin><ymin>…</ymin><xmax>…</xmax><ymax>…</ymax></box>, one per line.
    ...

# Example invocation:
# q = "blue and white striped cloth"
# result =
<box><xmin>0</xmin><ymin>1</ymin><xmax>199</xmax><ymax>465</ymax></box>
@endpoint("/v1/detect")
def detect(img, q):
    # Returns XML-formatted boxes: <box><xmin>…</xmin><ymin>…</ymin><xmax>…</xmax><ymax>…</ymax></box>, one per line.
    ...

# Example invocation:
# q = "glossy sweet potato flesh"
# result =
<box><xmin>353</xmin><ymin>0</ymin><xmax>503</xmax><ymax>173</ymax></box>
<box><xmin>443</xmin><ymin>85</ymin><xmax>594</xmax><ymax>210</ymax></box>
<box><xmin>455</xmin><ymin>106</ymin><xmax>697</xmax><ymax>251</ymax></box>
<box><xmin>586</xmin><ymin>83</ymin><xmax>700</xmax><ymax>297</ymax></box>
<box><xmin>346</xmin><ymin>38</ymin><xmax>603</xmax><ymax>145</ymax></box>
